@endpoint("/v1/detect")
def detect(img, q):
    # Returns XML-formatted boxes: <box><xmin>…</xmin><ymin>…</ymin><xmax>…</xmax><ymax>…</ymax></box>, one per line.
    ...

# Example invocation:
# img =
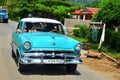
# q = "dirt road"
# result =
<box><xmin>81</xmin><ymin>50</ymin><xmax>120</xmax><ymax>80</ymax></box>
<box><xmin>0</xmin><ymin>21</ymin><xmax>110</xmax><ymax>80</ymax></box>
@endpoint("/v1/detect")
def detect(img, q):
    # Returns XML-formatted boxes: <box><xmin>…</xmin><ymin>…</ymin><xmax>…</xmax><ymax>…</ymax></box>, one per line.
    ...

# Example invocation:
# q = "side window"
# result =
<box><xmin>16</xmin><ymin>22</ymin><xmax>22</xmax><ymax>30</ymax></box>
<box><xmin>58</xmin><ymin>24</ymin><xmax>64</xmax><ymax>34</ymax></box>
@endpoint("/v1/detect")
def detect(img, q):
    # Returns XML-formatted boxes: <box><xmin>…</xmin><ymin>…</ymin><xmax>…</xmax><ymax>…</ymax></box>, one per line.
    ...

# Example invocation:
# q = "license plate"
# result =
<box><xmin>43</xmin><ymin>59</ymin><xmax>63</xmax><ymax>64</ymax></box>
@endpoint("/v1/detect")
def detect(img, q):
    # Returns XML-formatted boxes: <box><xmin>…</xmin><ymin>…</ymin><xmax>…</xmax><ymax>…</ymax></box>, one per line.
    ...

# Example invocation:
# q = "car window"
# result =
<box><xmin>16</xmin><ymin>22</ymin><xmax>22</xmax><ymax>31</ymax></box>
<box><xmin>0</xmin><ymin>9</ymin><xmax>6</xmax><ymax>13</ymax></box>
<box><xmin>23</xmin><ymin>22</ymin><xmax>65</xmax><ymax>34</ymax></box>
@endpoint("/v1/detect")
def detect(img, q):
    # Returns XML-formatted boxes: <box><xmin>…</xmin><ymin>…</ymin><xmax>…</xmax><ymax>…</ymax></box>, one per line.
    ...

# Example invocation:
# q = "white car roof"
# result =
<box><xmin>20</xmin><ymin>18</ymin><xmax>61</xmax><ymax>24</ymax></box>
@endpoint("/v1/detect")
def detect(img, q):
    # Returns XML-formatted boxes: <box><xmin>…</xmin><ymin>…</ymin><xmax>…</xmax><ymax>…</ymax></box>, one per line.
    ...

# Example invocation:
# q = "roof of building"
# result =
<box><xmin>86</xmin><ymin>8</ymin><xmax>98</xmax><ymax>13</ymax></box>
<box><xmin>71</xmin><ymin>10</ymin><xmax>83</xmax><ymax>15</ymax></box>
<box><xmin>71</xmin><ymin>7</ymin><xmax>98</xmax><ymax>15</ymax></box>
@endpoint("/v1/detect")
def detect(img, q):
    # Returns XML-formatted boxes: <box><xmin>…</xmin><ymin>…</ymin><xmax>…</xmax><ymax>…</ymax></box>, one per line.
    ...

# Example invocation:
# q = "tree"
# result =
<box><xmin>0</xmin><ymin>0</ymin><xmax>5</xmax><ymax>5</ymax></box>
<box><xmin>4</xmin><ymin>0</ymin><xmax>81</xmax><ymax>22</ymax></box>
<box><xmin>93</xmin><ymin>0</ymin><xmax>120</xmax><ymax>31</ymax></box>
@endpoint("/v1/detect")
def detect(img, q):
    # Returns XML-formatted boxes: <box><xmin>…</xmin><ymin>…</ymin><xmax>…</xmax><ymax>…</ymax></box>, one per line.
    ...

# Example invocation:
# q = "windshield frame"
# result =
<box><xmin>22</xmin><ymin>22</ymin><xmax>65</xmax><ymax>34</ymax></box>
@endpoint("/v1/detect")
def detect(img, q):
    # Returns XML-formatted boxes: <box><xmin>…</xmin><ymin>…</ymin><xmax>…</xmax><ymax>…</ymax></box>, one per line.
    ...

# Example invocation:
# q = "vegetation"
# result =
<box><xmin>0</xmin><ymin>0</ymin><xmax>81</xmax><ymax>22</ymax></box>
<box><xmin>72</xmin><ymin>25</ymin><xmax>120</xmax><ymax>58</ymax></box>
<box><xmin>93</xmin><ymin>0</ymin><xmax>120</xmax><ymax>29</ymax></box>
<box><xmin>73</xmin><ymin>25</ymin><xmax>91</xmax><ymax>40</ymax></box>
<box><xmin>104</xmin><ymin>29</ymin><xmax>120</xmax><ymax>52</ymax></box>
<box><xmin>0</xmin><ymin>0</ymin><xmax>5</xmax><ymax>6</ymax></box>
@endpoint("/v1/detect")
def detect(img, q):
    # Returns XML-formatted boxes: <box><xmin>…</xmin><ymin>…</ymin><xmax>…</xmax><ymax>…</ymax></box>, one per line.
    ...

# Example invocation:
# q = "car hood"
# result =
<box><xmin>22</xmin><ymin>32</ymin><xmax>78</xmax><ymax>50</ymax></box>
<box><xmin>0</xmin><ymin>13</ymin><xmax>6</xmax><ymax>15</ymax></box>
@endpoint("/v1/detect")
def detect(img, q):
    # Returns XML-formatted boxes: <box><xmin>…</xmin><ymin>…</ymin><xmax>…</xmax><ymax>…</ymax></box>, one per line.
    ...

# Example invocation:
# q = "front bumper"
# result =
<box><xmin>0</xmin><ymin>17</ymin><xmax>7</xmax><ymax>21</ymax></box>
<box><xmin>19</xmin><ymin>52</ymin><xmax>82</xmax><ymax>65</ymax></box>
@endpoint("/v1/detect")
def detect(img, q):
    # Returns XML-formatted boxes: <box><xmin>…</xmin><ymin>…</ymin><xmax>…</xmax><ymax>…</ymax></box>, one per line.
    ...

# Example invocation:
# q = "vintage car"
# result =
<box><xmin>11</xmin><ymin>18</ymin><xmax>82</xmax><ymax>72</ymax></box>
<box><xmin>0</xmin><ymin>6</ymin><xmax>8</xmax><ymax>23</ymax></box>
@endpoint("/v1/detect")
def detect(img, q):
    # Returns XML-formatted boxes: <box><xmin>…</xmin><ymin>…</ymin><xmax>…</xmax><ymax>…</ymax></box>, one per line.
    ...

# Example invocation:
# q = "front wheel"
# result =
<box><xmin>17</xmin><ymin>58</ymin><xmax>26</xmax><ymax>72</ymax></box>
<box><xmin>3</xmin><ymin>19</ymin><xmax>8</xmax><ymax>23</ymax></box>
<box><xmin>66</xmin><ymin>64</ymin><xmax>77</xmax><ymax>72</ymax></box>
<box><xmin>11</xmin><ymin>48</ymin><xmax>15</xmax><ymax>58</ymax></box>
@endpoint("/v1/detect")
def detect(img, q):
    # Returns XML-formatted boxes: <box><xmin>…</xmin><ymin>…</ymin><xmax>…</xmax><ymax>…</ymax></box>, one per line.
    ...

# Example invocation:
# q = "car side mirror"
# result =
<box><xmin>16</xmin><ymin>29</ymin><xmax>22</xmax><ymax>33</ymax></box>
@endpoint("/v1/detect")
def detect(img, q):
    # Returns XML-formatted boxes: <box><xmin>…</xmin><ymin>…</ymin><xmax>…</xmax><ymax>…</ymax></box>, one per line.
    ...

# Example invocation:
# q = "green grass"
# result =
<box><xmin>101</xmin><ymin>47</ymin><xmax>120</xmax><ymax>59</ymax></box>
<box><xmin>90</xmin><ymin>43</ymin><xmax>120</xmax><ymax>59</ymax></box>
<box><xmin>69</xmin><ymin>35</ymin><xmax>88</xmax><ymax>43</ymax></box>
<box><xmin>69</xmin><ymin>35</ymin><xmax>120</xmax><ymax>59</ymax></box>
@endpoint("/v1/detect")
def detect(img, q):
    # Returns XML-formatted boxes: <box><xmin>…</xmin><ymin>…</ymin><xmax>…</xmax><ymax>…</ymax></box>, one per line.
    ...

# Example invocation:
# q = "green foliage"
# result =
<box><xmin>72</xmin><ymin>25</ymin><xmax>120</xmax><ymax>58</ymax></box>
<box><xmin>0</xmin><ymin>0</ymin><xmax>5</xmax><ymax>5</ymax></box>
<box><xmin>104</xmin><ymin>29</ymin><xmax>120</xmax><ymax>52</ymax></box>
<box><xmin>3</xmin><ymin>0</ymin><xmax>81</xmax><ymax>21</ymax></box>
<box><xmin>90</xmin><ymin>28</ymin><xmax>120</xmax><ymax>52</ymax></box>
<box><xmin>73</xmin><ymin>24</ymin><xmax>120</xmax><ymax>52</ymax></box>
<box><xmin>93</xmin><ymin>0</ymin><xmax>120</xmax><ymax>27</ymax></box>
<box><xmin>73</xmin><ymin>25</ymin><xmax>91</xmax><ymax>40</ymax></box>
<box><xmin>69</xmin><ymin>35</ymin><xmax>88</xmax><ymax>43</ymax></box>
<box><xmin>90</xmin><ymin>42</ymin><xmax>120</xmax><ymax>59</ymax></box>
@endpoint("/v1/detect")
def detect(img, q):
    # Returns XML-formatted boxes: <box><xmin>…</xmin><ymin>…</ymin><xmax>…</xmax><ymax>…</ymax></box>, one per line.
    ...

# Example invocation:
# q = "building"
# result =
<box><xmin>70</xmin><ymin>7</ymin><xmax>98</xmax><ymax>20</ymax></box>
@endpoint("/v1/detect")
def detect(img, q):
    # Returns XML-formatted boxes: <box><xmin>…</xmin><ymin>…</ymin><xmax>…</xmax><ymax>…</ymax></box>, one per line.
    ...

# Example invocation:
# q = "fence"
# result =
<box><xmin>64</xmin><ymin>18</ymin><xmax>90</xmax><ymax>34</ymax></box>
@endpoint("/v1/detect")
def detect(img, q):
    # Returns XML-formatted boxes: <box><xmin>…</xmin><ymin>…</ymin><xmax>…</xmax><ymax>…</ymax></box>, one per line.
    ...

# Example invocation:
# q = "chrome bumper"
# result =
<box><xmin>19</xmin><ymin>58</ymin><xmax>82</xmax><ymax>64</ymax></box>
<box><xmin>19</xmin><ymin>53</ymin><xmax>82</xmax><ymax>65</ymax></box>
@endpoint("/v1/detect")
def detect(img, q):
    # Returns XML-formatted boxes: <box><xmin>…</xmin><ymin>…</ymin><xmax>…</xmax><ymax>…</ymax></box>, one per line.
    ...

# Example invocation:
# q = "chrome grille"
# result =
<box><xmin>24</xmin><ymin>50</ymin><xmax>76</xmax><ymax>59</ymax></box>
<box><xmin>0</xmin><ymin>15</ymin><xmax>4</xmax><ymax>18</ymax></box>
<box><xmin>25</xmin><ymin>50</ymin><xmax>74</xmax><ymax>54</ymax></box>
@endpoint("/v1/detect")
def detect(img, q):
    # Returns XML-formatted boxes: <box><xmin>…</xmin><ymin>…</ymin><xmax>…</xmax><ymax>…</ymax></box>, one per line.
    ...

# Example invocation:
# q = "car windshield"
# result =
<box><xmin>0</xmin><ymin>9</ymin><xmax>7</xmax><ymax>13</ymax></box>
<box><xmin>23</xmin><ymin>22</ymin><xmax>65</xmax><ymax>34</ymax></box>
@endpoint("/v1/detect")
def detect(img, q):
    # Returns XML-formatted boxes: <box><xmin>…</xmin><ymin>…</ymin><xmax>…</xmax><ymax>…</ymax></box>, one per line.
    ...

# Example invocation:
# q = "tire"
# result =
<box><xmin>12</xmin><ymin>49</ymin><xmax>15</xmax><ymax>58</ymax></box>
<box><xmin>11</xmin><ymin>48</ymin><xmax>15</xmax><ymax>58</ymax></box>
<box><xmin>17</xmin><ymin>58</ymin><xmax>26</xmax><ymax>72</ymax></box>
<box><xmin>3</xmin><ymin>19</ymin><xmax>8</xmax><ymax>23</ymax></box>
<box><xmin>66</xmin><ymin>64</ymin><xmax>77</xmax><ymax>72</ymax></box>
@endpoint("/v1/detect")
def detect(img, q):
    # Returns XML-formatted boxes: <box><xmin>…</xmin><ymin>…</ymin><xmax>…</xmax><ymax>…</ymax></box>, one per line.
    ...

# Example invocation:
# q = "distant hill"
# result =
<box><xmin>68</xmin><ymin>0</ymin><xmax>99</xmax><ymax>7</ymax></box>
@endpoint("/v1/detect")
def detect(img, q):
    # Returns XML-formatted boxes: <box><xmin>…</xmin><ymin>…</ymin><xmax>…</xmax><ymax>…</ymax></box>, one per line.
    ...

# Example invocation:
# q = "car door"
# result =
<box><xmin>12</xmin><ymin>21</ymin><xmax>23</xmax><ymax>54</ymax></box>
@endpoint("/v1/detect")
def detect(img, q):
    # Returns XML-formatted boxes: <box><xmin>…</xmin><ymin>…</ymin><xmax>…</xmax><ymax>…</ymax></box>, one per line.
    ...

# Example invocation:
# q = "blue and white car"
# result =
<box><xmin>0</xmin><ymin>6</ymin><xmax>8</xmax><ymax>23</ymax></box>
<box><xmin>11</xmin><ymin>18</ymin><xmax>82</xmax><ymax>72</ymax></box>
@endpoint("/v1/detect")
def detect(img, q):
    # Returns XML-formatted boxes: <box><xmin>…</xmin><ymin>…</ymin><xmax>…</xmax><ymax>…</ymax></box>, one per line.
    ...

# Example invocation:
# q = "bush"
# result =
<box><xmin>73</xmin><ymin>25</ymin><xmax>91</xmax><ymax>39</ymax></box>
<box><xmin>104</xmin><ymin>29</ymin><xmax>120</xmax><ymax>52</ymax></box>
<box><xmin>73</xmin><ymin>25</ymin><xmax>120</xmax><ymax>52</ymax></box>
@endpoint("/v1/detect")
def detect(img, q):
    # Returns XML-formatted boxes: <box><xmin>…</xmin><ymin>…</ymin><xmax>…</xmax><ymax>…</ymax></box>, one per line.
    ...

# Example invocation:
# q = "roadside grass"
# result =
<box><xmin>69</xmin><ymin>35</ymin><xmax>88</xmax><ymax>43</ymax></box>
<box><xmin>70</xmin><ymin>35</ymin><xmax>120</xmax><ymax>59</ymax></box>
<box><xmin>101</xmin><ymin>47</ymin><xmax>120</xmax><ymax>59</ymax></box>
<box><xmin>90</xmin><ymin>43</ymin><xmax>120</xmax><ymax>59</ymax></box>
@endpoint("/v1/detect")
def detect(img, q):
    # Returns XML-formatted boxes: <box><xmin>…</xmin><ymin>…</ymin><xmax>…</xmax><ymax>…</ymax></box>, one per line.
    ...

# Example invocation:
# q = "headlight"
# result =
<box><xmin>24</xmin><ymin>42</ymin><xmax>31</xmax><ymax>50</ymax></box>
<box><xmin>75</xmin><ymin>43</ymin><xmax>81</xmax><ymax>51</ymax></box>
